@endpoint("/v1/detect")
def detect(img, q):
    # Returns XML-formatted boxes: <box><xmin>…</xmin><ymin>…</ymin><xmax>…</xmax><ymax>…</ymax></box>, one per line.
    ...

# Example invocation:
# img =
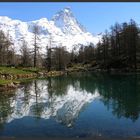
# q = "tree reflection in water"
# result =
<box><xmin>0</xmin><ymin>73</ymin><xmax>140</xmax><ymax>128</ymax></box>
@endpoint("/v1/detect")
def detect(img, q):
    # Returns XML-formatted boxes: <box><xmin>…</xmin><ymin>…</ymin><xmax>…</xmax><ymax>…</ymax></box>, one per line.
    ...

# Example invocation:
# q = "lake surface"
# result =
<box><xmin>0</xmin><ymin>73</ymin><xmax>140</xmax><ymax>138</ymax></box>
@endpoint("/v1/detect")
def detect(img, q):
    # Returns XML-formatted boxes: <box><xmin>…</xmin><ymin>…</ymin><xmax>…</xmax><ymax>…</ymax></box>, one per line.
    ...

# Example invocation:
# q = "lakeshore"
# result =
<box><xmin>1</xmin><ymin>65</ymin><xmax>140</xmax><ymax>91</ymax></box>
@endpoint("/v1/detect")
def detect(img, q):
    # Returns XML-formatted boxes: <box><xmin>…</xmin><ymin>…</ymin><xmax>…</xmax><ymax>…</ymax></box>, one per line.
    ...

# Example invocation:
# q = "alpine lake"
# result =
<box><xmin>0</xmin><ymin>72</ymin><xmax>140</xmax><ymax>139</ymax></box>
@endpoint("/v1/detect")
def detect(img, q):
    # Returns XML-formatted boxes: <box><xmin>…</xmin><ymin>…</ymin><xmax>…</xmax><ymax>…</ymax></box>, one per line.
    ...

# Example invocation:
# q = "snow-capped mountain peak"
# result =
<box><xmin>0</xmin><ymin>7</ymin><xmax>101</xmax><ymax>54</ymax></box>
<box><xmin>52</xmin><ymin>7</ymin><xmax>86</xmax><ymax>35</ymax></box>
<box><xmin>52</xmin><ymin>7</ymin><xmax>74</xmax><ymax>21</ymax></box>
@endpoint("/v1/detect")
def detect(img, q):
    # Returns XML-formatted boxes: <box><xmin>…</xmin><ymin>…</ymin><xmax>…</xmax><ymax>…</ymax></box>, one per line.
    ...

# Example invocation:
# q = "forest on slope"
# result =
<box><xmin>0</xmin><ymin>19</ymin><xmax>140</xmax><ymax>72</ymax></box>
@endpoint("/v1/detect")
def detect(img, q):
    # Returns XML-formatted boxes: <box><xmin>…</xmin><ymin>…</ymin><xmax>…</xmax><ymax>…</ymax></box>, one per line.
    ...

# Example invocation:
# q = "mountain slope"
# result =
<box><xmin>0</xmin><ymin>8</ymin><xmax>101</xmax><ymax>54</ymax></box>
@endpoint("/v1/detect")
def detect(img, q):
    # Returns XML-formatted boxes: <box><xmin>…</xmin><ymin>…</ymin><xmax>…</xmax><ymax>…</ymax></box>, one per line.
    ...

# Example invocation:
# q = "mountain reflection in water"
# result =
<box><xmin>0</xmin><ymin>73</ymin><xmax>140</xmax><ymax>137</ymax></box>
<box><xmin>0</xmin><ymin>75</ymin><xmax>99</xmax><ymax>127</ymax></box>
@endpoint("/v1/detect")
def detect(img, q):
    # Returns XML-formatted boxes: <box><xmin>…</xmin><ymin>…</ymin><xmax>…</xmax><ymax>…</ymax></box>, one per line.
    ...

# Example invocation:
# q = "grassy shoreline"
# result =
<box><xmin>0</xmin><ymin>66</ymin><xmax>66</xmax><ymax>89</ymax></box>
<box><xmin>1</xmin><ymin>65</ymin><xmax>140</xmax><ymax>90</ymax></box>
<box><xmin>0</xmin><ymin>67</ymin><xmax>37</xmax><ymax>88</ymax></box>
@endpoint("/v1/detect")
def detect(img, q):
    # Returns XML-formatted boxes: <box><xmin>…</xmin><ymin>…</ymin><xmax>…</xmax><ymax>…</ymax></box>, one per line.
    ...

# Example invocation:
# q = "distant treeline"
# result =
<box><xmin>0</xmin><ymin>19</ymin><xmax>140</xmax><ymax>71</ymax></box>
<box><xmin>95</xmin><ymin>19</ymin><xmax>140</xmax><ymax>71</ymax></box>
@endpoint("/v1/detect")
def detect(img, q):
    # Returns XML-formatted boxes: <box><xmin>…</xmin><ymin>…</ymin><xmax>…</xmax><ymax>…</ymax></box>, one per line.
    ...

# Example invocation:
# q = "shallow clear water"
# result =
<box><xmin>0</xmin><ymin>73</ymin><xmax>140</xmax><ymax>138</ymax></box>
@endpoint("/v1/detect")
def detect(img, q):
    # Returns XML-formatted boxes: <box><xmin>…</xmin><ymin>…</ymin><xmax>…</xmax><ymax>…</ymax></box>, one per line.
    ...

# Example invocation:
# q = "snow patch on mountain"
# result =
<box><xmin>0</xmin><ymin>7</ymin><xmax>101</xmax><ymax>54</ymax></box>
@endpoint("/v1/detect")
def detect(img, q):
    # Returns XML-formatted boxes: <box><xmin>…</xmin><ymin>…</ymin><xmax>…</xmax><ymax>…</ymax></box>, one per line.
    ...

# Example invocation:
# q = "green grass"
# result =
<box><xmin>0</xmin><ymin>67</ymin><xmax>41</xmax><ymax>86</ymax></box>
<box><xmin>20</xmin><ymin>67</ymin><xmax>40</xmax><ymax>73</ymax></box>
<box><xmin>0</xmin><ymin>79</ymin><xmax>12</xmax><ymax>86</ymax></box>
<box><xmin>0</xmin><ymin>67</ymin><xmax>36</xmax><ymax>75</ymax></box>
<box><xmin>0</xmin><ymin>66</ymin><xmax>40</xmax><ymax>87</ymax></box>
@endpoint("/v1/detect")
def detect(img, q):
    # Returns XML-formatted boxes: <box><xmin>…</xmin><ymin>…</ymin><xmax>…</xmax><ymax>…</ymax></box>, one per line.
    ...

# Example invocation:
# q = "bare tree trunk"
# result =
<box><xmin>33</xmin><ymin>25</ymin><xmax>40</xmax><ymax>68</ymax></box>
<box><xmin>34</xmin><ymin>33</ymin><xmax>37</xmax><ymax>67</ymax></box>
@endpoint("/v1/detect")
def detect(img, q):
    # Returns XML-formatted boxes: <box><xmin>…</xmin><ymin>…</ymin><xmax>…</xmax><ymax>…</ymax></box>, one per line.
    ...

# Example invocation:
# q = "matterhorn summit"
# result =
<box><xmin>0</xmin><ymin>7</ymin><xmax>101</xmax><ymax>54</ymax></box>
<box><xmin>52</xmin><ymin>7</ymin><xmax>86</xmax><ymax>35</ymax></box>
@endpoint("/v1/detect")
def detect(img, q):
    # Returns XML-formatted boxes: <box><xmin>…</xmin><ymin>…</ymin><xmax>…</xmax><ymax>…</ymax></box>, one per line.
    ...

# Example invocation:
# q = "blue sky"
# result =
<box><xmin>0</xmin><ymin>2</ymin><xmax>140</xmax><ymax>35</ymax></box>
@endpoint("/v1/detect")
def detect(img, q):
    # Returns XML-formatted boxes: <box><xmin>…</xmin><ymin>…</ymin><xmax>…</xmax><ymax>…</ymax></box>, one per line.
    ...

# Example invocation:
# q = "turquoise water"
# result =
<box><xmin>0</xmin><ymin>73</ymin><xmax>140</xmax><ymax>138</ymax></box>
